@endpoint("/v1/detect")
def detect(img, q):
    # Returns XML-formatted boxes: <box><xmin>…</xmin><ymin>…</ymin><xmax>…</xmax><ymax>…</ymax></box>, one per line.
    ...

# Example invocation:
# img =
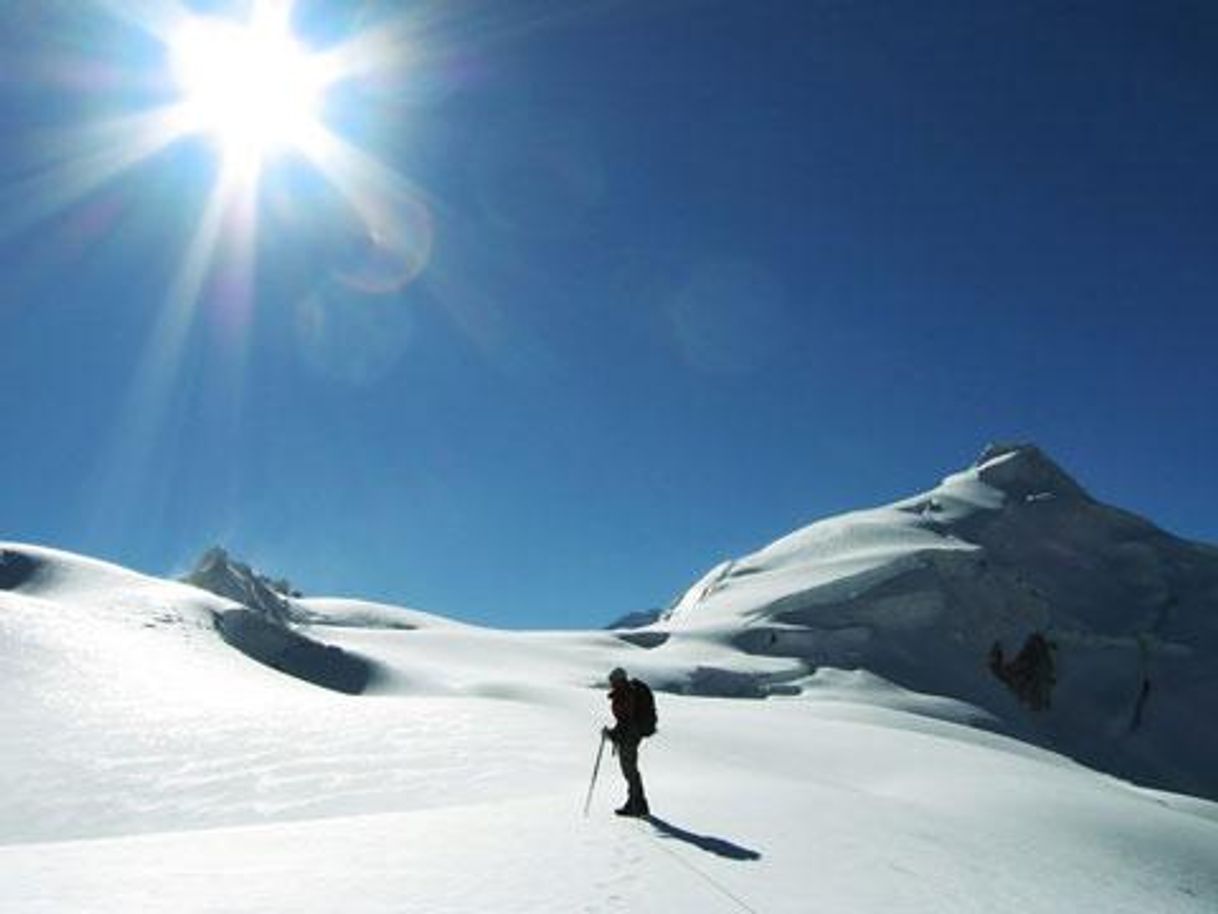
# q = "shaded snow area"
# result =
<box><xmin>1</xmin><ymin>542</ymin><xmax>1216</xmax><ymax>912</ymax></box>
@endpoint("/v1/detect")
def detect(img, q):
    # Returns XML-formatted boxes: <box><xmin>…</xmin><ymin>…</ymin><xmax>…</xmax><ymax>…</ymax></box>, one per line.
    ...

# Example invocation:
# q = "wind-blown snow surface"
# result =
<box><xmin>2</xmin><ymin>544</ymin><xmax>1216</xmax><ymax>912</ymax></box>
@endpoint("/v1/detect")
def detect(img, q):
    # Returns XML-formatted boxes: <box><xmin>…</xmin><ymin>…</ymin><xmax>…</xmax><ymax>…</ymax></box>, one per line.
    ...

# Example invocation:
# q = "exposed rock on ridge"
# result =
<box><xmin>182</xmin><ymin>546</ymin><xmax>378</xmax><ymax>695</ymax></box>
<box><xmin>182</xmin><ymin>546</ymin><xmax>298</xmax><ymax>624</ymax></box>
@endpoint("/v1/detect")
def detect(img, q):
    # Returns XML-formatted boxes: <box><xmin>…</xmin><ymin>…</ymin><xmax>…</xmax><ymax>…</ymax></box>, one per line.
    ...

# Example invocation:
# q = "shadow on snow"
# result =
<box><xmin>644</xmin><ymin>816</ymin><xmax>762</xmax><ymax>861</ymax></box>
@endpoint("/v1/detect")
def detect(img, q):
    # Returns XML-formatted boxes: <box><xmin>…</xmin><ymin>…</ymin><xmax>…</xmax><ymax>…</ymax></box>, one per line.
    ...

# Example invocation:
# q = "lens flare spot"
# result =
<box><xmin>295</xmin><ymin>282</ymin><xmax>413</xmax><ymax>386</ymax></box>
<box><xmin>334</xmin><ymin>193</ymin><xmax>433</xmax><ymax>294</ymax></box>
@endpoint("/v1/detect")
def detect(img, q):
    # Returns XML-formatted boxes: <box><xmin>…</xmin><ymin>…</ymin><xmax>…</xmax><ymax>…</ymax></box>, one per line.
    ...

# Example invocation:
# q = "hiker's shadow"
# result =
<box><xmin>644</xmin><ymin>816</ymin><xmax>762</xmax><ymax>861</ymax></box>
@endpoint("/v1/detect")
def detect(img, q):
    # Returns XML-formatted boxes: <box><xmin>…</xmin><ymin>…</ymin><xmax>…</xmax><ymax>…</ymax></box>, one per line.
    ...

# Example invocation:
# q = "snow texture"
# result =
<box><xmin>2</xmin><ymin>447</ymin><xmax>1217</xmax><ymax>911</ymax></box>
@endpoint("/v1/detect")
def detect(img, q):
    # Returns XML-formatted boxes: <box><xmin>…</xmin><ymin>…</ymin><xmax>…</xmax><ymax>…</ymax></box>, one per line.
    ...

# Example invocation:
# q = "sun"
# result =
<box><xmin>168</xmin><ymin>4</ymin><xmax>335</xmax><ymax>176</ymax></box>
<box><xmin>5</xmin><ymin>0</ymin><xmax>432</xmax><ymax>323</ymax></box>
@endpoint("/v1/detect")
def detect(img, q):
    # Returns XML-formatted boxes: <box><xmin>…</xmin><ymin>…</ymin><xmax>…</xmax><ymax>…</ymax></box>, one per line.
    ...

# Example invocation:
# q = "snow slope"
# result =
<box><xmin>2</xmin><ymin>541</ymin><xmax>1217</xmax><ymax>912</ymax></box>
<box><xmin>658</xmin><ymin>444</ymin><xmax>1218</xmax><ymax>801</ymax></box>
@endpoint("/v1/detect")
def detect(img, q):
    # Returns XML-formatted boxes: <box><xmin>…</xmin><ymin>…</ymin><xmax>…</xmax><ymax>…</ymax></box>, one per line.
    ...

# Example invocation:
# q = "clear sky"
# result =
<box><xmin>2</xmin><ymin>0</ymin><xmax>1215</xmax><ymax>628</ymax></box>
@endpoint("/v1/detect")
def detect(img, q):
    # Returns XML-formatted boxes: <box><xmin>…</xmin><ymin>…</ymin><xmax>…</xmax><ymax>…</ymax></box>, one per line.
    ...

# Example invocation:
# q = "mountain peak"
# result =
<box><xmin>182</xmin><ymin>546</ymin><xmax>299</xmax><ymax>622</ymax></box>
<box><xmin>664</xmin><ymin>442</ymin><xmax>1218</xmax><ymax>799</ymax></box>
<box><xmin>973</xmin><ymin>442</ymin><xmax>1090</xmax><ymax>502</ymax></box>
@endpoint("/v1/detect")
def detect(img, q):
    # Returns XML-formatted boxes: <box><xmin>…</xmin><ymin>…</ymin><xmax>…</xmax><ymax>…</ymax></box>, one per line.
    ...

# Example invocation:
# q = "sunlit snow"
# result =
<box><xmin>1</xmin><ymin>533</ymin><xmax>1215</xmax><ymax>913</ymax></box>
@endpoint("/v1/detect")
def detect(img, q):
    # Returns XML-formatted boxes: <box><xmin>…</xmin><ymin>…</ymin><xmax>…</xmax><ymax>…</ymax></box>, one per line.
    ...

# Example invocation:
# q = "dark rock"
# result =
<box><xmin>0</xmin><ymin>550</ymin><xmax>39</xmax><ymax>590</ymax></box>
<box><xmin>183</xmin><ymin>547</ymin><xmax>295</xmax><ymax>623</ymax></box>
<box><xmin>989</xmin><ymin>632</ymin><xmax>1057</xmax><ymax>711</ymax></box>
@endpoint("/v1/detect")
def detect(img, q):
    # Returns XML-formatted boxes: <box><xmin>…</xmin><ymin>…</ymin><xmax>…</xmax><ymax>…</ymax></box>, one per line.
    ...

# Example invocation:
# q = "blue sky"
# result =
<box><xmin>2</xmin><ymin>1</ymin><xmax>1215</xmax><ymax>628</ymax></box>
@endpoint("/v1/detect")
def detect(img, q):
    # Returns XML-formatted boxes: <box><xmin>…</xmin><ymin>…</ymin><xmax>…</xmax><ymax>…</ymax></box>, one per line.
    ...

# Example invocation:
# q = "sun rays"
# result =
<box><xmin>167</xmin><ymin>2</ymin><xmax>335</xmax><ymax>179</ymax></box>
<box><xmin>157</xmin><ymin>0</ymin><xmax>427</xmax><ymax>283</ymax></box>
<box><xmin>32</xmin><ymin>0</ymin><xmax>435</xmax><ymax>377</ymax></box>
<box><xmin>7</xmin><ymin>0</ymin><xmax>430</xmax><ymax>302</ymax></box>
<box><xmin>2</xmin><ymin>0</ymin><xmax>435</xmax><ymax>545</ymax></box>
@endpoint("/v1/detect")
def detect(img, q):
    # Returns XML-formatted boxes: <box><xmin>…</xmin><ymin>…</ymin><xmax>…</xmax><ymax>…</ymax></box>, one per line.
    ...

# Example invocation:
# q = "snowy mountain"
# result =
<box><xmin>2</xmin><ymin>447</ymin><xmax>1217</xmax><ymax>912</ymax></box>
<box><xmin>656</xmin><ymin>443</ymin><xmax>1218</xmax><ymax>801</ymax></box>
<box><xmin>182</xmin><ymin>545</ymin><xmax>300</xmax><ymax>622</ymax></box>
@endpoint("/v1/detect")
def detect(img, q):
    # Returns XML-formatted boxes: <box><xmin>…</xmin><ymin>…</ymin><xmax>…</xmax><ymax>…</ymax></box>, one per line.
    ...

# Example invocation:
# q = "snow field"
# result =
<box><xmin>3</xmin><ymin>693</ymin><xmax>1216</xmax><ymax>913</ymax></box>
<box><xmin>1</xmin><ymin>543</ymin><xmax>1216</xmax><ymax>912</ymax></box>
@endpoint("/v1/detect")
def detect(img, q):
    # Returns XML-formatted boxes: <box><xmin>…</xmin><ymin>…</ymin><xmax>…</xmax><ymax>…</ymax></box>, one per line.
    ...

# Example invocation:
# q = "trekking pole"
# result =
<box><xmin>582</xmin><ymin>731</ymin><xmax>607</xmax><ymax>817</ymax></box>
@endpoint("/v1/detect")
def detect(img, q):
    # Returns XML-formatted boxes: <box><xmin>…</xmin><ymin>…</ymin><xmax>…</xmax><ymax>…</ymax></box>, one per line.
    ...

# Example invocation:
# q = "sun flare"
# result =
<box><xmin>169</xmin><ymin>6</ymin><xmax>334</xmax><ymax>175</ymax></box>
<box><xmin>6</xmin><ymin>0</ymin><xmax>431</xmax><ymax>346</ymax></box>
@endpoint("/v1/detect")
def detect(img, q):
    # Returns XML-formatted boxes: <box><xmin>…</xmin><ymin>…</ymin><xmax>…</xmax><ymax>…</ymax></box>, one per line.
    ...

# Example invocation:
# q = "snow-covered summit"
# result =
<box><xmin>657</xmin><ymin>444</ymin><xmax>1218</xmax><ymax>800</ymax></box>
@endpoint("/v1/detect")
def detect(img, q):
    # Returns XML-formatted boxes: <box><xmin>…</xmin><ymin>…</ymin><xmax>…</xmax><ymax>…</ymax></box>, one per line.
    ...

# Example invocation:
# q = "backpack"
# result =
<box><xmin>631</xmin><ymin>679</ymin><xmax>657</xmax><ymax>737</ymax></box>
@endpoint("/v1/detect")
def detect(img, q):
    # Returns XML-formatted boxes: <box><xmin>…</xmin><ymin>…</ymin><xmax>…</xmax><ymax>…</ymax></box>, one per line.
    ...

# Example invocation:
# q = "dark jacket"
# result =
<box><xmin>607</xmin><ymin>680</ymin><xmax>639</xmax><ymax>744</ymax></box>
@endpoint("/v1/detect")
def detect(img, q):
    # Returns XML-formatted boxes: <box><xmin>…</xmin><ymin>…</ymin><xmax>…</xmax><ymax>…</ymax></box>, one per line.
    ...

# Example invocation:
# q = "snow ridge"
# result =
<box><xmin>659</xmin><ymin>444</ymin><xmax>1218</xmax><ymax>801</ymax></box>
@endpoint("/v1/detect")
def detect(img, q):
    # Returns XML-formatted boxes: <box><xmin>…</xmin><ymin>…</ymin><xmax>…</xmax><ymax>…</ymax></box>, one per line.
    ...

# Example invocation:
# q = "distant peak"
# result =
<box><xmin>182</xmin><ymin>546</ymin><xmax>300</xmax><ymax>622</ymax></box>
<box><xmin>193</xmin><ymin>545</ymin><xmax>232</xmax><ymax>574</ymax></box>
<box><xmin>973</xmin><ymin>442</ymin><xmax>1089</xmax><ymax>502</ymax></box>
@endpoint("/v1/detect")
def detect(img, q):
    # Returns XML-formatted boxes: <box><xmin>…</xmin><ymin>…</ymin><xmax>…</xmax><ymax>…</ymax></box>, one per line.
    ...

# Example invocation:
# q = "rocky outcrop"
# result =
<box><xmin>0</xmin><ymin>549</ymin><xmax>40</xmax><ymax>590</ymax></box>
<box><xmin>182</xmin><ymin>546</ymin><xmax>299</xmax><ymax>623</ymax></box>
<box><xmin>989</xmin><ymin>632</ymin><xmax>1056</xmax><ymax>711</ymax></box>
<box><xmin>183</xmin><ymin>547</ymin><xmax>379</xmax><ymax>695</ymax></box>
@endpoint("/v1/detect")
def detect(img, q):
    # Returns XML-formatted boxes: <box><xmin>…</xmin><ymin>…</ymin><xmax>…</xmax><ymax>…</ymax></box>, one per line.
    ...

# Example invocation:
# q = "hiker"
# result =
<box><xmin>602</xmin><ymin>666</ymin><xmax>654</xmax><ymax>817</ymax></box>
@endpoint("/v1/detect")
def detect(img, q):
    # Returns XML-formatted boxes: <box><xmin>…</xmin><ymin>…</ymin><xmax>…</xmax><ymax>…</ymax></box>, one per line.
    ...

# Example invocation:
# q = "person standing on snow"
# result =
<box><xmin>602</xmin><ymin>666</ymin><xmax>654</xmax><ymax>817</ymax></box>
